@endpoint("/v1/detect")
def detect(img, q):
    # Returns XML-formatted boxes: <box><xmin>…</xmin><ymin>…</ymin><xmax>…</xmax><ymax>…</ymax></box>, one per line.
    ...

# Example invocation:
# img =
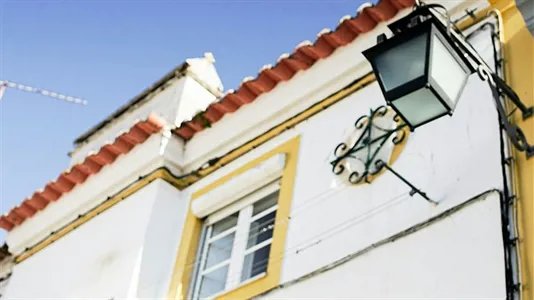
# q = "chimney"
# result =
<box><xmin>68</xmin><ymin>53</ymin><xmax>224</xmax><ymax>165</ymax></box>
<box><xmin>175</xmin><ymin>52</ymin><xmax>224</xmax><ymax>126</ymax></box>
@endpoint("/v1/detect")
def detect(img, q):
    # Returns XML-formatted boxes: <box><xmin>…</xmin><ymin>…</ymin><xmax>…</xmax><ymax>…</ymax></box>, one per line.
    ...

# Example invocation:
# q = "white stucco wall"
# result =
<box><xmin>7</xmin><ymin>134</ymin><xmax>166</xmax><ymax>254</ymax></box>
<box><xmin>3</xmin><ymin>4</ymin><xmax>507</xmax><ymax>299</ymax></box>
<box><xmin>178</xmin><ymin>71</ymin><xmax>505</xmax><ymax>298</ymax></box>
<box><xmin>277</xmin><ymin>78</ymin><xmax>503</xmax><ymax>287</ymax></box>
<box><xmin>136</xmin><ymin>180</ymin><xmax>188</xmax><ymax>299</ymax></box>
<box><xmin>260</xmin><ymin>191</ymin><xmax>505</xmax><ymax>299</ymax></box>
<box><xmin>3</xmin><ymin>179</ymin><xmax>175</xmax><ymax>299</ymax></box>
<box><xmin>181</xmin><ymin>16</ymin><xmax>505</xmax><ymax>298</ymax></box>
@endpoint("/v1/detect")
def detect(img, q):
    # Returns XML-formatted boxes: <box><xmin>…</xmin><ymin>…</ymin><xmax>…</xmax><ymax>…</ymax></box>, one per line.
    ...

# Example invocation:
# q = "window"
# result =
<box><xmin>191</xmin><ymin>181</ymin><xmax>280</xmax><ymax>299</ymax></box>
<box><xmin>167</xmin><ymin>137</ymin><xmax>300</xmax><ymax>300</ymax></box>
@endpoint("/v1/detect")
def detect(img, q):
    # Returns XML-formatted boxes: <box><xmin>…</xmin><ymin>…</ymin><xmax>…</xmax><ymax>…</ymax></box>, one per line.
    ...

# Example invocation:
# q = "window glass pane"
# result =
<box><xmin>392</xmin><ymin>87</ymin><xmax>447</xmax><ymax>127</ymax></box>
<box><xmin>211</xmin><ymin>212</ymin><xmax>239</xmax><ymax>237</ymax></box>
<box><xmin>252</xmin><ymin>191</ymin><xmax>279</xmax><ymax>216</ymax></box>
<box><xmin>247</xmin><ymin>211</ymin><xmax>276</xmax><ymax>249</ymax></box>
<box><xmin>198</xmin><ymin>265</ymin><xmax>229</xmax><ymax>299</ymax></box>
<box><xmin>374</xmin><ymin>32</ymin><xmax>428</xmax><ymax>92</ymax></box>
<box><xmin>430</xmin><ymin>34</ymin><xmax>469</xmax><ymax>107</ymax></box>
<box><xmin>205</xmin><ymin>233</ymin><xmax>235</xmax><ymax>269</ymax></box>
<box><xmin>241</xmin><ymin>245</ymin><xmax>271</xmax><ymax>282</ymax></box>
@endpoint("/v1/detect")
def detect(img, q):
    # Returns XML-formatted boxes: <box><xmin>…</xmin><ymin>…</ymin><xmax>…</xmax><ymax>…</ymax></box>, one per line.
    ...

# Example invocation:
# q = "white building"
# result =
<box><xmin>1</xmin><ymin>0</ymin><xmax>533</xmax><ymax>299</ymax></box>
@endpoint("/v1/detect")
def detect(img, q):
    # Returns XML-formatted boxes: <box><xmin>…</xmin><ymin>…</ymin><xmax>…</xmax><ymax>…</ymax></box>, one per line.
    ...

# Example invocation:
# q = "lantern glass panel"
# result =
<box><xmin>392</xmin><ymin>88</ymin><xmax>448</xmax><ymax>128</ymax></box>
<box><xmin>429</xmin><ymin>34</ymin><xmax>470</xmax><ymax>110</ymax></box>
<box><xmin>373</xmin><ymin>32</ymin><xmax>428</xmax><ymax>93</ymax></box>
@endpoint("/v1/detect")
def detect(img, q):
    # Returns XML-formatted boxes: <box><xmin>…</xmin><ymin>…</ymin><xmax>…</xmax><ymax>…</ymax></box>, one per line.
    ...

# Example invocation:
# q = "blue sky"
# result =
<box><xmin>0</xmin><ymin>0</ymin><xmax>372</xmax><ymax>243</ymax></box>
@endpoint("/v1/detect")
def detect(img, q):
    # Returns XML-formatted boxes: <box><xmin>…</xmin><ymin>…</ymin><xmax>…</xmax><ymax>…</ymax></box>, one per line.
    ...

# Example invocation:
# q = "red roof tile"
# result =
<box><xmin>175</xmin><ymin>0</ymin><xmax>415</xmax><ymax>140</ymax></box>
<box><xmin>0</xmin><ymin>113</ymin><xmax>167</xmax><ymax>232</ymax></box>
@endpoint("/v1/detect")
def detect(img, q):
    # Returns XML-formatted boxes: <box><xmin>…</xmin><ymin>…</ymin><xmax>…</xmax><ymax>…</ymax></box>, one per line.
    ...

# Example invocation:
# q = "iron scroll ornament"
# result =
<box><xmin>330</xmin><ymin>106</ymin><xmax>407</xmax><ymax>184</ymax></box>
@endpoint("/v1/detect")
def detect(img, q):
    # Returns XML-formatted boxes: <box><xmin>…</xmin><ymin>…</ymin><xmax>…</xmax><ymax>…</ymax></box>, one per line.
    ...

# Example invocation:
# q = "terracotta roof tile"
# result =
<box><xmin>174</xmin><ymin>0</ymin><xmax>414</xmax><ymax>140</ymax></box>
<box><xmin>0</xmin><ymin>113</ymin><xmax>167</xmax><ymax>232</ymax></box>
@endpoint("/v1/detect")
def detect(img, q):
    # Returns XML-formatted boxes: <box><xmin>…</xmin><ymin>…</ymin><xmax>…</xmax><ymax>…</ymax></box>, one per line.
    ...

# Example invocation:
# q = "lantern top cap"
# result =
<box><xmin>387</xmin><ymin>5</ymin><xmax>434</xmax><ymax>34</ymax></box>
<box><xmin>362</xmin><ymin>5</ymin><xmax>475</xmax><ymax>74</ymax></box>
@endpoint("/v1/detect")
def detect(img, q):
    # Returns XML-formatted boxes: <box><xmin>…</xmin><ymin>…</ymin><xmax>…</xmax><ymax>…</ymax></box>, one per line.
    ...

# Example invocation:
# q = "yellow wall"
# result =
<box><xmin>489</xmin><ymin>0</ymin><xmax>534</xmax><ymax>299</ymax></box>
<box><xmin>167</xmin><ymin>136</ymin><xmax>301</xmax><ymax>300</ymax></box>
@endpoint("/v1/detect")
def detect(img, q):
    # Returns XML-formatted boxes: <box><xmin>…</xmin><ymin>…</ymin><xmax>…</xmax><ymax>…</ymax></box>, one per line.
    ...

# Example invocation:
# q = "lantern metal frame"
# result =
<box><xmin>362</xmin><ymin>7</ymin><xmax>475</xmax><ymax>131</ymax></box>
<box><xmin>362</xmin><ymin>2</ymin><xmax>534</xmax><ymax>159</ymax></box>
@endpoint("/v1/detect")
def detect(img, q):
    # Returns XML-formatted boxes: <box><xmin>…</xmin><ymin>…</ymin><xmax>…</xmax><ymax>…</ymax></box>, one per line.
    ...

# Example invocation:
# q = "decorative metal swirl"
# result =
<box><xmin>330</xmin><ymin>105</ymin><xmax>408</xmax><ymax>184</ymax></box>
<box><xmin>479</xmin><ymin>66</ymin><xmax>534</xmax><ymax>158</ymax></box>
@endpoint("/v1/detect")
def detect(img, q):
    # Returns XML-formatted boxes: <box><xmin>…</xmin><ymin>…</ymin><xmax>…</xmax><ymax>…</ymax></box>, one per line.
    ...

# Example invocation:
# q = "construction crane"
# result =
<box><xmin>0</xmin><ymin>80</ymin><xmax>88</xmax><ymax>105</ymax></box>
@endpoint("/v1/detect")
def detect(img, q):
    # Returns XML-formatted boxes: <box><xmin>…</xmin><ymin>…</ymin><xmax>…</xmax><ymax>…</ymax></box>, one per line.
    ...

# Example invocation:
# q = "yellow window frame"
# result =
<box><xmin>167</xmin><ymin>135</ymin><xmax>301</xmax><ymax>300</ymax></box>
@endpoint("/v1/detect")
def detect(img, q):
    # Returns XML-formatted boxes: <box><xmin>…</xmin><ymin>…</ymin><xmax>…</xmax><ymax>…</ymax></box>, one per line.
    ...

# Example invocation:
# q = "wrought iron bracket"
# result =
<box><xmin>426</xmin><ymin>2</ymin><xmax>534</xmax><ymax>159</ymax></box>
<box><xmin>330</xmin><ymin>106</ymin><xmax>407</xmax><ymax>184</ymax></box>
<box><xmin>484</xmin><ymin>71</ymin><xmax>534</xmax><ymax>159</ymax></box>
<box><xmin>330</xmin><ymin>106</ymin><xmax>436</xmax><ymax>205</ymax></box>
<box><xmin>490</xmin><ymin>73</ymin><xmax>534</xmax><ymax>121</ymax></box>
<box><xmin>405</xmin><ymin>2</ymin><xmax>534</xmax><ymax>159</ymax></box>
<box><xmin>375</xmin><ymin>160</ymin><xmax>438</xmax><ymax>205</ymax></box>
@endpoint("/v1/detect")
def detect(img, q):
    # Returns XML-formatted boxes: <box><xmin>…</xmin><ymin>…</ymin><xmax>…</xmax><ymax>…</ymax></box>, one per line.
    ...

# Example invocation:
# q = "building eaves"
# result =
<box><xmin>174</xmin><ymin>0</ymin><xmax>415</xmax><ymax>140</ymax></box>
<box><xmin>0</xmin><ymin>114</ymin><xmax>167</xmax><ymax>232</ymax></box>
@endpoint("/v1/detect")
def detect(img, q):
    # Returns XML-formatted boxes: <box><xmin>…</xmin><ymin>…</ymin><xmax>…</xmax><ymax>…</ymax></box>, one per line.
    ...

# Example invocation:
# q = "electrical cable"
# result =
<box><xmin>487</xmin><ymin>18</ymin><xmax>523</xmax><ymax>300</ymax></box>
<box><xmin>463</xmin><ymin>14</ymin><xmax>522</xmax><ymax>300</ymax></box>
<box><xmin>482</xmin><ymin>17</ymin><xmax>522</xmax><ymax>300</ymax></box>
<box><xmin>485</xmin><ymin>30</ymin><xmax>518</xmax><ymax>300</ymax></box>
<box><xmin>482</xmin><ymin>12</ymin><xmax>525</xmax><ymax>288</ymax></box>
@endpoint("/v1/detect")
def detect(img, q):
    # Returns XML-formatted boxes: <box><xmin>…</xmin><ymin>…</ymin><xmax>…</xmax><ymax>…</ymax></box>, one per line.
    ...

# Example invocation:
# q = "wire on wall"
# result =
<box><xmin>463</xmin><ymin>14</ymin><xmax>523</xmax><ymax>300</ymax></box>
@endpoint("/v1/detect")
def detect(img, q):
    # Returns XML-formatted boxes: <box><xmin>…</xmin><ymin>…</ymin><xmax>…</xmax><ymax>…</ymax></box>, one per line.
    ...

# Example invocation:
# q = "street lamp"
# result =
<box><xmin>362</xmin><ymin>3</ymin><xmax>534</xmax><ymax>158</ymax></box>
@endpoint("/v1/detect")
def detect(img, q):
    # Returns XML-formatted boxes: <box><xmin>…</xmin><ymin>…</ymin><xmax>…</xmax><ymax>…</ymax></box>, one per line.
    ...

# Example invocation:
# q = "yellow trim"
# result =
<box><xmin>167</xmin><ymin>136</ymin><xmax>300</xmax><ymax>300</ymax></box>
<box><xmin>14</xmin><ymin>73</ymin><xmax>375</xmax><ymax>265</ymax></box>
<box><xmin>488</xmin><ymin>1</ymin><xmax>534</xmax><ymax>299</ymax></box>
